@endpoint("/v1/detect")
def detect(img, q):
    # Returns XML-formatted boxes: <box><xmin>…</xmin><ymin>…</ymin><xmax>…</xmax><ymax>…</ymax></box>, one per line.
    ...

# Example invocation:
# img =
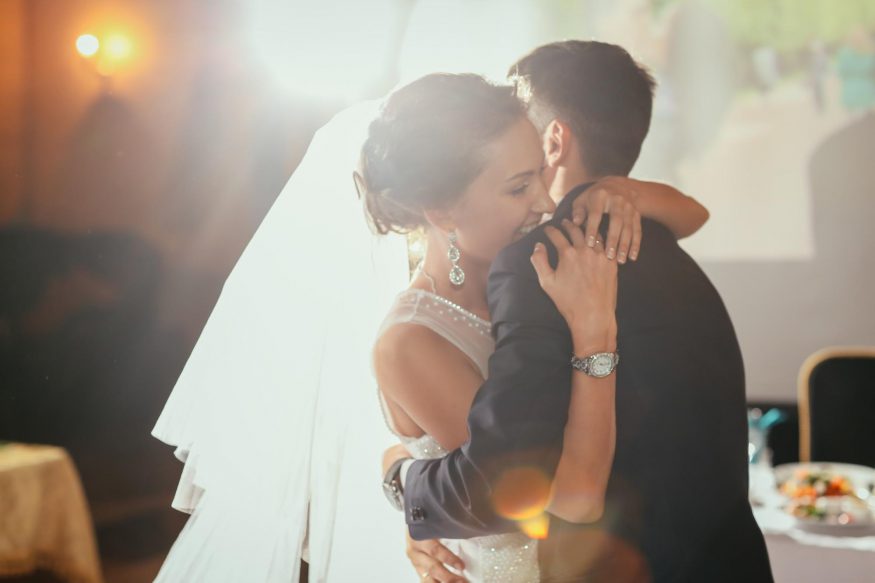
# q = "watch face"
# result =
<box><xmin>590</xmin><ymin>354</ymin><xmax>615</xmax><ymax>377</ymax></box>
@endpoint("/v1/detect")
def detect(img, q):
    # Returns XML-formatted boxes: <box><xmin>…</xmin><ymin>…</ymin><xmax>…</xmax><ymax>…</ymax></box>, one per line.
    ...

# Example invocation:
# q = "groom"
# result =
<box><xmin>384</xmin><ymin>41</ymin><xmax>773</xmax><ymax>582</ymax></box>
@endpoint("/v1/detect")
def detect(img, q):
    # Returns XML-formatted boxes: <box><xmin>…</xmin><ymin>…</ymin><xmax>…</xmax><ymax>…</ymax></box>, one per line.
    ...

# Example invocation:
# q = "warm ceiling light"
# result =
<box><xmin>76</xmin><ymin>34</ymin><xmax>99</xmax><ymax>57</ymax></box>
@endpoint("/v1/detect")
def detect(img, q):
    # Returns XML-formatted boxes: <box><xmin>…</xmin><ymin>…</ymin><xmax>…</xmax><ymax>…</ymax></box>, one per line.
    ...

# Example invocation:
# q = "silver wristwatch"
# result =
<box><xmin>570</xmin><ymin>351</ymin><xmax>619</xmax><ymax>378</ymax></box>
<box><xmin>382</xmin><ymin>457</ymin><xmax>409</xmax><ymax>511</ymax></box>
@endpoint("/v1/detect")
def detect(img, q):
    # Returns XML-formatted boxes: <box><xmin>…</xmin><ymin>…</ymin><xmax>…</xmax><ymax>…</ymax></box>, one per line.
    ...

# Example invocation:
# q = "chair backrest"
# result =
<box><xmin>798</xmin><ymin>347</ymin><xmax>875</xmax><ymax>466</ymax></box>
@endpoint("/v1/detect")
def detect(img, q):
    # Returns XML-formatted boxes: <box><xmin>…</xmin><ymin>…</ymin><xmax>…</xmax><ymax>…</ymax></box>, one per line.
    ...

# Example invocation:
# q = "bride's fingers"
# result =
<box><xmin>616</xmin><ymin>206</ymin><xmax>637</xmax><ymax>264</ymax></box>
<box><xmin>530</xmin><ymin>242</ymin><xmax>554</xmax><ymax>287</ymax></box>
<box><xmin>603</xmin><ymin>199</ymin><xmax>625</xmax><ymax>260</ymax></box>
<box><xmin>410</xmin><ymin>552</ymin><xmax>467</xmax><ymax>583</ymax></box>
<box><xmin>561</xmin><ymin>219</ymin><xmax>586</xmax><ymax>249</ymax></box>
<box><xmin>570</xmin><ymin>189</ymin><xmax>590</xmax><ymax>225</ymax></box>
<box><xmin>543</xmin><ymin>225</ymin><xmax>571</xmax><ymax>253</ymax></box>
<box><xmin>422</xmin><ymin>541</ymin><xmax>465</xmax><ymax>572</ymax></box>
<box><xmin>583</xmin><ymin>191</ymin><xmax>607</xmax><ymax>246</ymax></box>
<box><xmin>629</xmin><ymin>212</ymin><xmax>643</xmax><ymax>261</ymax></box>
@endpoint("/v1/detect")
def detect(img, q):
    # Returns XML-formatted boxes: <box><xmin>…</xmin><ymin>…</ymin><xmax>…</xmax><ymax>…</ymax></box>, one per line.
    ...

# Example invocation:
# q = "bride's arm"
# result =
<box><xmin>547</xmin><ymin>329</ymin><xmax>616</xmax><ymax>522</ymax></box>
<box><xmin>531</xmin><ymin>221</ymin><xmax>618</xmax><ymax>523</ymax></box>
<box><xmin>622</xmin><ymin>178</ymin><xmax>709</xmax><ymax>239</ymax></box>
<box><xmin>374</xmin><ymin>323</ymin><xmax>482</xmax><ymax>451</ymax></box>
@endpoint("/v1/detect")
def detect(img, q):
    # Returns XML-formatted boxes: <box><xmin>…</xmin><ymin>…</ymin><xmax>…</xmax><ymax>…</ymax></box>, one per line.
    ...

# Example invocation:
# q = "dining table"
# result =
<box><xmin>0</xmin><ymin>442</ymin><xmax>103</xmax><ymax>583</ymax></box>
<box><xmin>750</xmin><ymin>463</ymin><xmax>875</xmax><ymax>582</ymax></box>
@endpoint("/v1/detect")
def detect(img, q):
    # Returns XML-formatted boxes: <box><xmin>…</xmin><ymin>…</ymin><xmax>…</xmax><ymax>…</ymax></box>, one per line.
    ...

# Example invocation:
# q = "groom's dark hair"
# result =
<box><xmin>509</xmin><ymin>40</ymin><xmax>655</xmax><ymax>177</ymax></box>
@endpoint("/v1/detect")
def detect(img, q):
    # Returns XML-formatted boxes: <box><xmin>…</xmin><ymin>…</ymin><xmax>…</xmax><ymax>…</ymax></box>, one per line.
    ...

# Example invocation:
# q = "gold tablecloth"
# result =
<box><xmin>0</xmin><ymin>443</ymin><xmax>103</xmax><ymax>583</ymax></box>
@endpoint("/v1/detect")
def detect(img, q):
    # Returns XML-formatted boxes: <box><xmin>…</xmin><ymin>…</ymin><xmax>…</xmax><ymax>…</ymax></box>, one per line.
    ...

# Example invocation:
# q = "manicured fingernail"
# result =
<box><xmin>587</xmin><ymin>236</ymin><xmax>596</xmax><ymax>247</ymax></box>
<box><xmin>534</xmin><ymin>242</ymin><xmax>544</xmax><ymax>252</ymax></box>
<box><xmin>573</xmin><ymin>214</ymin><xmax>583</xmax><ymax>225</ymax></box>
<box><xmin>607</xmin><ymin>247</ymin><xmax>616</xmax><ymax>259</ymax></box>
<box><xmin>618</xmin><ymin>251</ymin><xmax>627</xmax><ymax>263</ymax></box>
<box><xmin>630</xmin><ymin>250</ymin><xmax>638</xmax><ymax>260</ymax></box>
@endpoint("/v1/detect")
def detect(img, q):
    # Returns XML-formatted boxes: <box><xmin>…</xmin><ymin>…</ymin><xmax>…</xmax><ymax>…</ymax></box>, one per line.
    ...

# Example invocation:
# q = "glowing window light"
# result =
<box><xmin>397</xmin><ymin>0</ymin><xmax>541</xmax><ymax>84</ymax></box>
<box><xmin>76</xmin><ymin>34</ymin><xmax>100</xmax><ymax>57</ymax></box>
<box><xmin>248</xmin><ymin>0</ymin><xmax>396</xmax><ymax>103</ymax></box>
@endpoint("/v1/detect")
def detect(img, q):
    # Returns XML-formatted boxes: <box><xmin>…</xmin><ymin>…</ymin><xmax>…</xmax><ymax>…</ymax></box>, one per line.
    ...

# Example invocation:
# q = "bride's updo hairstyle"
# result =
<box><xmin>360</xmin><ymin>73</ymin><xmax>525</xmax><ymax>235</ymax></box>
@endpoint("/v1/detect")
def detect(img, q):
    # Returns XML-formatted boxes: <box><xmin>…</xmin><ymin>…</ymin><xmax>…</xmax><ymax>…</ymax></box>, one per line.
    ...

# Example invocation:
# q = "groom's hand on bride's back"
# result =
<box><xmin>405</xmin><ymin>533</ymin><xmax>468</xmax><ymax>583</ymax></box>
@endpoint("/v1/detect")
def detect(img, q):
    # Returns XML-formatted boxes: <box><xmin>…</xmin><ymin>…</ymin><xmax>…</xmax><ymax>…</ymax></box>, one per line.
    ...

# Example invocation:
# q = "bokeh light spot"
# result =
<box><xmin>76</xmin><ymin>34</ymin><xmax>99</xmax><ymax>57</ymax></box>
<box><xmin>105</xmin><ymin>34</ymin><xmax>132</xmax><ymax>60</ymax></box>
<box><xmin>492</xmin><ymin>466</ymin><xmax>552</xmax><ymax>521</ymax></box>
<box><xmin>518</xmin><ymin>513</ymin><xmax>550</xmax><ymax>540</ymax></box>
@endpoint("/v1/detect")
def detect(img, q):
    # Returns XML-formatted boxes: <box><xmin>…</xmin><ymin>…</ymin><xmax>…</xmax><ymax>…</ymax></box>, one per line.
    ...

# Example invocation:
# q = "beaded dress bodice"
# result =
<box><xmin>376</xmin><ymin>288</ymin><xmax>539</xmax><ymax>583</ymax></box>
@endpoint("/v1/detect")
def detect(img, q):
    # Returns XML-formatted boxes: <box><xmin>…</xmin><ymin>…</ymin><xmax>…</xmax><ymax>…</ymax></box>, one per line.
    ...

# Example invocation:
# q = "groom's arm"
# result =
<box><xmin>402</xmin><ymin>241</ymin><xmax>573</xmax><ymax>540</ymax></box>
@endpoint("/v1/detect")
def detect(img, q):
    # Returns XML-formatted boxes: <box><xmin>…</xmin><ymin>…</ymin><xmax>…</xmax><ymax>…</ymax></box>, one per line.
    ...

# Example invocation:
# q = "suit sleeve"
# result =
<box><xmin>402</xmin><ymin>245</ymin><xmax>574</xmax><ymax>540</ymax></box>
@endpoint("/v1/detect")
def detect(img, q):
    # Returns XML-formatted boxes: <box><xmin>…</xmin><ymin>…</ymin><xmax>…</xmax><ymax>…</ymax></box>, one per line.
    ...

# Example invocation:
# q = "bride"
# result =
<box><xmin>152</xmin><ymin>73</ymin><xmax>707</xmax><ymax>582</ymax></box>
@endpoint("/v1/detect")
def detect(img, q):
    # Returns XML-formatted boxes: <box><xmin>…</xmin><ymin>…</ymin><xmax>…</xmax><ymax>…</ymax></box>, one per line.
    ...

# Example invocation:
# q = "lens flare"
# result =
<box><xmin>491</xmin><ymin>466</ymin><xmax>552</xmax><ymax>521</ymax></box>
<box><xmin>76</xmin><ymin>34</ymin><xmax>99</xmax><ymax>57</ymax></box>
<box><xmin>104</xmin><ymin>34</ymin><xmax>132</xmax><ymax>60</ymax></box>
<box><xmin>518</xmin><ymin>513</ymin><xmax>550</xmax><ymax>540</ymax></box>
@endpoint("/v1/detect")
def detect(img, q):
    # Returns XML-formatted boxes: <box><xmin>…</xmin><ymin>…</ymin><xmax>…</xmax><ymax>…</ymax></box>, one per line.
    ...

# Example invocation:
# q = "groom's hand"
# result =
<box><xmin>406</xmin><ymin>532</ymin><xmax>468</xmax><ymax>583</ymax></box>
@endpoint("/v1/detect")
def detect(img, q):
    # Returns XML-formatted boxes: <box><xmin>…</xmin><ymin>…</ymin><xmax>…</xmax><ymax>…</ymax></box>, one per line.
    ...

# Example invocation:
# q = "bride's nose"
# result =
<box><xmin>530</xmin><ymin>178</ymin><xmax>556</xmax><ymax>215</ymax></box>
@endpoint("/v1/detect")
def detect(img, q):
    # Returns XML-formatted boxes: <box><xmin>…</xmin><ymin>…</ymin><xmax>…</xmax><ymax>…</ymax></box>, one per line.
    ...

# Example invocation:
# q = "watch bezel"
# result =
<box><xmin>382</xmin><ymin>480</ymin><xmax>403</xmax><ymax>511</ymax></box>
<box><xmin>382</xmin><ymin>457</ymin><xmax>409</xmax><ymax>511</ymax></box>
<box><xmin>590</xmin><ymin>353</ymin><xmax>615</xmax><ymax>377</ymax></box>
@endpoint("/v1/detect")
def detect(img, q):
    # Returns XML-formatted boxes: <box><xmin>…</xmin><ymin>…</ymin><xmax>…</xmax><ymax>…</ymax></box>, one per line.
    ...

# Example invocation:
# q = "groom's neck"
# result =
<box><xmin>548</xmin><ymin>164</ymin><xmax>601</xmax><ymax>204</ymax></box>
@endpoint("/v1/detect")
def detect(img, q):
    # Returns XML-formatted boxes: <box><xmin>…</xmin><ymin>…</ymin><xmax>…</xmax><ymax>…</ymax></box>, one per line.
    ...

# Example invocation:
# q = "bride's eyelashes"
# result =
<box><xmin>509</xmin><ymin>182</ymin><xmax>531</xmax><ymax>196</ymax></box>
<box><xmin>510</xmin><ymin>163</ymin><xmax>547</xmax><ymax>196</ymax></box>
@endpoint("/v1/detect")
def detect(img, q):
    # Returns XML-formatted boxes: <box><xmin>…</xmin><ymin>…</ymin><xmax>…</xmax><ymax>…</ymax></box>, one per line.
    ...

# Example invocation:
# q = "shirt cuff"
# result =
<box><xmin>400</xmin><ymin>459</ymin><xmax>415</xmax><ymax>489</ymax></box>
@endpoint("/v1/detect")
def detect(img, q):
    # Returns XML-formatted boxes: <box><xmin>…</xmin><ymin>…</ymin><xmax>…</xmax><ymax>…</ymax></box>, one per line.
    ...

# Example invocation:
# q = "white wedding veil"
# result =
<box><xmin>152</xmin><ymin>101</ymin><xmax>413</xmax><ymax>582</ymax></box>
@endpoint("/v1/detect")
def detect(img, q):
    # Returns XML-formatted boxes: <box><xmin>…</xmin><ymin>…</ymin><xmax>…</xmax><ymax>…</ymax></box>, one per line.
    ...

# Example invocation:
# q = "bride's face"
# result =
<box><xmin>448</xmin><ymin>118</ymin><xmax>556</xmax><ymax>263</ymax></box>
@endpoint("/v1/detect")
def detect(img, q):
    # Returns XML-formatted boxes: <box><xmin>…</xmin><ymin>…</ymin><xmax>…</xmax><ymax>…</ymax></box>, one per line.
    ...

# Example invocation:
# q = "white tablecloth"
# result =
<box><xmin>751</xmin><ymin>466</ymin><xmax>875</xmax><ymax>583</ymax></box>
<box><xmin>0</xmin><ymin>443</ymin><xmax>103</xmax><ymax>583</ymax></box>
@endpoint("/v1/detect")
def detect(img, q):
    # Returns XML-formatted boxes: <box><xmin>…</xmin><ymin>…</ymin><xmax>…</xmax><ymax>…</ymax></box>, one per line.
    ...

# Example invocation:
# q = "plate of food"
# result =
<box><xmin>773</xmin><ymin>462</ymin><xmax>875</xmax><ymax>534</ymax></box>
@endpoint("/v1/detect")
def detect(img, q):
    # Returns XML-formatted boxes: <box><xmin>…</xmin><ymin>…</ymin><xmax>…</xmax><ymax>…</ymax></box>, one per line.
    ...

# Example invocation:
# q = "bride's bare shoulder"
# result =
<box><xmin>374</xmin><ymin>322</ymin><xmax>453</xmax><ymax>369</ymax></box>
<box><xmin>375</xmin><ymin>322</ymin><xmax>475</xmax><ymax>387</ymax></box>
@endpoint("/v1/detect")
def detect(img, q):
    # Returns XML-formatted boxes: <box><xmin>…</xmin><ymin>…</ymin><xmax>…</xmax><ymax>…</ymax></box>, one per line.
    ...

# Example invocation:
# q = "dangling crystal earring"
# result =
<box><xmin>447</xmin><ymin>231</ymin><xmax>465</xmax><ymax>286</ymax></box>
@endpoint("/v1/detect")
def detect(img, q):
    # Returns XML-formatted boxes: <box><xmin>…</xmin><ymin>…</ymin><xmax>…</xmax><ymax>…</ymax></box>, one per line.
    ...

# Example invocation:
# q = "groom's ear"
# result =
<box><xmin>543</xmin><ymin>119</ymin><xmax>572</xmax><ymax>168</ymax></box>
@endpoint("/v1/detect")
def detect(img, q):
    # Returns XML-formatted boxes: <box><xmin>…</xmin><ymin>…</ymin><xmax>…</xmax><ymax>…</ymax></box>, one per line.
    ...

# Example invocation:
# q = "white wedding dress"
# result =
<box><xmin>152</xmin><ymin>100</ymin><xmax>540</xmax><ymax>582</ymax></box>
<box><xmin>377</xmin><ymin>288</ymin><xmax>540</xmax><ymax>583</ymax></box>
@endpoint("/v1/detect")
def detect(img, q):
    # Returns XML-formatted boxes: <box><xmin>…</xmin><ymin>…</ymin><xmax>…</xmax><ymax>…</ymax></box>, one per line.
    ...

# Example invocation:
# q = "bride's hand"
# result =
<box><xmin>570</xmin><ymin>176</ymin><xmax>643</xmax><ymax>264</ymax></box>
<box><xmin>406</xmin><ymin>533</ymin><xmax>468</xmax><ymax>583</ymax></box>
<box><xmin>381</xmin><ymin>443</ymin><xmax>411</xmax><ymax>476</ymax></box>
<box><xmin>531</xmin><ymin>220</ymin><xmax>618</xmax><ymax>352</ymax></box>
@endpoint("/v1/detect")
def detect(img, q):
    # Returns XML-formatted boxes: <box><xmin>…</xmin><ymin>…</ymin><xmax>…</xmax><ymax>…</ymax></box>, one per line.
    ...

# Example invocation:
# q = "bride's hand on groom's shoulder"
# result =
<box><xmin>531</xmin><ymin>220</ymin><xmax>618</xmax><ymax>350</ymax></box>
<box><xmin>405</xmin><ymin>532</ymin><xmax>468</xmax><ymax>583</ymax></box>
<box><xmin>571</xmin><ymin>176</ymin><xmax>643</xmax><ymax>264</ymax></box>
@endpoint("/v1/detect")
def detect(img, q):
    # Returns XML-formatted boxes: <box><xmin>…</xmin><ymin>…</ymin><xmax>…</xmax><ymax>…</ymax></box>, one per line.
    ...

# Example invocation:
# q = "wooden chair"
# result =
<box><xmin>798</xmin><ymin>347</ymin><xmax>875</xmax><ymax>466</ymax></box>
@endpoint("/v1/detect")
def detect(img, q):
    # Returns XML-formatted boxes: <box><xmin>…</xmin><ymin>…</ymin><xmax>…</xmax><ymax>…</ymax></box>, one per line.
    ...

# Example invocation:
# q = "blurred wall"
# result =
<box><xmin>698</xmin><ymin>111</ymin><xmax>875</xmax><ymax>402</ymax></box>
<box><xmin>0</xmin><ymin>0</ymin><xmax>334</xmax><ymax>338</ymax></box>
<box><xmin>2</xmin><ymin>0</ymin><xmax>872</xmax><ymax>408</ymax></box>
<box><xmin>0</xmin><ymin>0</ymin><xmax>332</xmax><ymax>263</ymax></box>
<box><xmin>0</xmin><ymin>0</ymin><xmax>25</xmax><ymax>222</ymax></box>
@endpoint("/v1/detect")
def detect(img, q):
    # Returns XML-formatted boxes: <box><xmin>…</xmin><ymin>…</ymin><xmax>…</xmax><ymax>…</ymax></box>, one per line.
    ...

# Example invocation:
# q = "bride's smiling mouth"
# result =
<box><xmin>516</xmin><ymin>221</ymin><xmax>541</xmax><ymax>238</ymax></box>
